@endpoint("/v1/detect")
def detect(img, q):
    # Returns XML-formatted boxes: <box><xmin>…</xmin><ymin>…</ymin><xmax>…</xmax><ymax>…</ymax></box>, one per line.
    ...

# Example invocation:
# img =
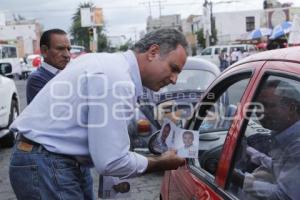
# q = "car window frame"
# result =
<box><xmin>181</xmin><ymin>69</ymin><xmax>255</xmax><ymax>199</ymax></box>
<box><xmin>226</xmin><ymin>69</ymin><xmax>300</xmax><ymax>192</ymax></box>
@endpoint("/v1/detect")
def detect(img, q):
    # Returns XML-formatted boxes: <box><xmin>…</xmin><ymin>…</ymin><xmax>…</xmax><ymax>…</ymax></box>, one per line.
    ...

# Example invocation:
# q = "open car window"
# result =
<box><xmin>188</xmin><ymin>71</ymin><xmax>252</xmax><ymax>177</ymax></box>
<box><xmin>227</xmin><ymin>74</ymin><xmax>300</xmax><ymax>200</ymax></box>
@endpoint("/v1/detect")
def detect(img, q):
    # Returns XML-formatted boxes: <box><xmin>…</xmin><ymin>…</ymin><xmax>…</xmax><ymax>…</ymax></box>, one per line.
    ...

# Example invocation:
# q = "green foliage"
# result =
<box><xmin>195</xmin><ymin>17</ymin><xmax>217</xmax><ymax>48</ymax></box>
<box><xmin>196</xmin><ymin>29</ymin><xmax>206</xmax><ymax>48</ymax></box>
<box><xmin>70</xmin><ymin>2</ymin><xmax>108</xmax><ymax>52</ymax></box>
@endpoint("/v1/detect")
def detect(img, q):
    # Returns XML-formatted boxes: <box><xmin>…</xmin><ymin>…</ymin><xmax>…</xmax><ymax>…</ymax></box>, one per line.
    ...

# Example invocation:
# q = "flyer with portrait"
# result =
<box><xmin>98</xmin><ymin>175</ymin><xmax>131</xmax><ymax>199</ymax></box>
<box><xmin>174</xmin><ymin>129</ymin><xmax>199</xmax><ymax>158</ymax></box>
<box><xmin>153</xmin><ymin>119</ymin><xmax>178</xmax><ymax>153</ymax></box>
<box><xmin>154</xmin><ymin>119</ymin><xmax>199</xmax><ymax>158</ymax></box>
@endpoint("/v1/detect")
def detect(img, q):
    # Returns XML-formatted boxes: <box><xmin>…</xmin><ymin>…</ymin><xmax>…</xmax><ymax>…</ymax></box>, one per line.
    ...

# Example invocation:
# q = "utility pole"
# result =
<box><xmin>140</xmin><ymin>1</ymin><xmax>152</xmax><ymax>17</ymax></box>
<box><xmin>153</xmin><ymin>0</ymin><xmax>166</xmax><ymax>17</ymax></box>
<box><xmin>203</xmin><ymin>0</ymin><xmax>211</xmax><ymax>47</ymax></box>
<box><xmin>202</xmin><ymin>0</ymin><xmax>240</xmax><ymax>47</ymax></box>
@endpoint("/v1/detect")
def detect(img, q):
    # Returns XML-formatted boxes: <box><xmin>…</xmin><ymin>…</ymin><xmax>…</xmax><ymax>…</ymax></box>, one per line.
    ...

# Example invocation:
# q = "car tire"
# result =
<box><xmin>0</xmin><ymin>99</ymin><xmax>19</xmax><ymax>148</ymax></box>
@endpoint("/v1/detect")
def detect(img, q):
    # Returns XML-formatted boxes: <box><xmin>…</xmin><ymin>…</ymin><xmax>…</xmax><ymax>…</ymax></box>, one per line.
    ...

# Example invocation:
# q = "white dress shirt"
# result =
<box><xmin>42</xmin><ymin>62</ymin><xmax>61</xmax><ymax>75</ymax></box>
<box><xmin>11</xmin><ymin>50</ymin><xmax>148</xmax><ymax>178</ymax></box>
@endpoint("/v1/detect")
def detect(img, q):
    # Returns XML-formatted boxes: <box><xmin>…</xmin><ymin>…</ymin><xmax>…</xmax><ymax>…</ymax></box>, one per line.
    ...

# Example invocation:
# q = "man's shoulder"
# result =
<box><xmin>28</xmin><ymin>67</ymin><xmax>53</xmax><ymax>79</ymax></box>
<box><xmin>27</xmin><ymin>67</ymin><xmax>54</xmax><ymax>85</ymax></box>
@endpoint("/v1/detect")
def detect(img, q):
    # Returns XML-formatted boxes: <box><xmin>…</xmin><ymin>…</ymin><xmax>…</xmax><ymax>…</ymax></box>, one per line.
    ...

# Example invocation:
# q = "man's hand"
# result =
<box><xmin>231</xmin><ymin>169</ymin><xmax>245</xmax><ymax>187</ymax></box>
<box><xmin>246</xmin><ymin>146</ymin><xmax>272</xmax><ymax>168</ymax></box>
<box><xmin>145</xmin><ymin>150</ymin><xmax>185</xmax><ymax>173</ymax></box>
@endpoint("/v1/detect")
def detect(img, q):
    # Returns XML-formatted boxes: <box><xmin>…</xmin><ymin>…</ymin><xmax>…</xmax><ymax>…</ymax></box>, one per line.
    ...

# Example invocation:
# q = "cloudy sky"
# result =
<box><xmin>1</xmin><ymin>0</ymin><xmax>299</xmax><ymax>40</ymax></box>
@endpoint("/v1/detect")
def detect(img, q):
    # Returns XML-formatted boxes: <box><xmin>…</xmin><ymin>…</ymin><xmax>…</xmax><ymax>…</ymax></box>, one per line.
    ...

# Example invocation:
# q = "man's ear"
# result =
<box><xmin>147</xmin><ymin>44</ymin><xmax>160</xmax><ymax>61</ymax></box>
<box><xmin>40</xmin><ymin>45</ymin><xmax>48</xmax><ymax>58</ymax></box>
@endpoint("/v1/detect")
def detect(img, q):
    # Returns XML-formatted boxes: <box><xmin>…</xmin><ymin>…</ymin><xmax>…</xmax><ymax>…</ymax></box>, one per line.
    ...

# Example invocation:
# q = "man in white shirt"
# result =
<box><xmin>9</xmin><ymin>28</ymin><xmax>187</xmax><ymax>200</ymax></box>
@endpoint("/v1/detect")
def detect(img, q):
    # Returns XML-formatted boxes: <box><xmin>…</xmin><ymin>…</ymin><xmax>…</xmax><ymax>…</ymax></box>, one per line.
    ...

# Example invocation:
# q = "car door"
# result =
<box><xmin>166</xmin><ymin>61</ymin><xmax>265</xmax><ymax>200</ymax></box>
<box><xmin>0</xmin><ymin>75</ymin><xmax>8</xmax><ymax>127</ymax></box>
<box><xmin>224</xmin><ymin>61</ymin><xmax>300</xmax><ymax>200</ymax></box>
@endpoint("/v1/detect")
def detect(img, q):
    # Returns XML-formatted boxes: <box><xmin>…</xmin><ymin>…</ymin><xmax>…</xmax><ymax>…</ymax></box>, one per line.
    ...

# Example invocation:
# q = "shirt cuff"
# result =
<box><xmin>132</xmin><ymin>152</ymin><xmax>148</xmax><ymax>174</ymax></box>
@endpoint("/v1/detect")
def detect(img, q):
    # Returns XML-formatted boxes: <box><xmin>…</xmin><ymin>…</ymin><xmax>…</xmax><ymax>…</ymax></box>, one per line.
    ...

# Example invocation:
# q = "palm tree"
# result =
<box><xmin>70</xmin><ymin>2</ymin><xmax>108</xmax><ymax>52</ymax></box>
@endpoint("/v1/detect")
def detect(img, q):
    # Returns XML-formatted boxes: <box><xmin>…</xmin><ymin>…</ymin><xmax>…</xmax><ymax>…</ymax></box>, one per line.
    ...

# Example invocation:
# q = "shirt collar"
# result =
<box><xmin>42</xmin><ymin>62</ymin><xmax>60</xmax><ymax>75</ymax></box>
<box><xmin>122</xmin><ymin>50</ymin><xmax>143</xmax><ymax>98</ymax></box>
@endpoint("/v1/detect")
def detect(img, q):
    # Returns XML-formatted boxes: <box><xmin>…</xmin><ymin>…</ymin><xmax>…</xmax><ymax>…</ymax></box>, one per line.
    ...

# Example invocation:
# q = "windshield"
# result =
<box><xmin>158</xmin><ymin>69</ymin><xmax>216</xmax><ymax>93</ymax></box>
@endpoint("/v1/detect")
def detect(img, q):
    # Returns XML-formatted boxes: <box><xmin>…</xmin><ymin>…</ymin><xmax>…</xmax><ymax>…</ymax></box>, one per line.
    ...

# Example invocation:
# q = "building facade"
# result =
<box><xmin>0</xmin><ymin>19</ymin><xmax>42</xmax><ymax>57</ymax></box>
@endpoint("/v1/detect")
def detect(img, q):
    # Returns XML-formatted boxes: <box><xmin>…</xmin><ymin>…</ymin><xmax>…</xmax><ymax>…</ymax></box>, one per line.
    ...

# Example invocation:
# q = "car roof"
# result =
<box><xmin>204</xmin><ymin>44</ymin><xmax>255</xmax><ymax>49</ymax></box>
<box><xmin>185</xmin><ymin>56</ymin><xmax>220</xmax><ymax>76</ymax></box>
<box><xmin>238</xmin><ymin>46</ymin><xmax>300</xmax><ymax>64</ymax></box>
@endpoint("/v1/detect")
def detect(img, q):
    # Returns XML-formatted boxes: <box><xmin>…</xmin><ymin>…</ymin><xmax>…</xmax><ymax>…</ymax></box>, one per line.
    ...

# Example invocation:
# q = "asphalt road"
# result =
<box><xmin>0</xmin><ymin>79</ymin><xmax>162</xmax><ymax>200</ymax></box>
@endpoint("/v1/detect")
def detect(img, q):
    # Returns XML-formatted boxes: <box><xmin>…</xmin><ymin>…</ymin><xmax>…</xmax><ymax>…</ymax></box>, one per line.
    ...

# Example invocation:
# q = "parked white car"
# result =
<box><xmin>0</xmin><ymin>63</ymin><xmax>19</xmax><ymax>147</ymax></box>
<box><xmin>0</xmin><ymin>44</ymin><xmax>23</xmax><ymax>79</ymax></box>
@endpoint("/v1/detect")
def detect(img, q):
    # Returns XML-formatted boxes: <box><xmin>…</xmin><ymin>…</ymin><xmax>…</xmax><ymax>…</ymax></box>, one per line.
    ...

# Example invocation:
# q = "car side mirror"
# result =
<box><xmin>148</xmin><ymin>130</ymin><xmax>163</xmax><ymax>155</ymax></box>
<box><xmin>0</xmin><ymin>63</ymin><xmax>12</xmax><ymax>77</ymax></box>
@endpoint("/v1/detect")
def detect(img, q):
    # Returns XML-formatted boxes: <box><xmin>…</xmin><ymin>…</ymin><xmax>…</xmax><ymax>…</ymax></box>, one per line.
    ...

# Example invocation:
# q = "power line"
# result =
<box><xmin>1</xmin><ymin>1</ymin><xmax>204</xmax><ymax>14</ymax></box>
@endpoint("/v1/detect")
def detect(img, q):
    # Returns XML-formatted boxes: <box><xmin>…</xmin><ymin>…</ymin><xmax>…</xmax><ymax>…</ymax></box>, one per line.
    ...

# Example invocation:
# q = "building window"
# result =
<box><xmin>246</xmin><ymin>16</ymin><xmax>255</xmax><ymax>32</ymax></box>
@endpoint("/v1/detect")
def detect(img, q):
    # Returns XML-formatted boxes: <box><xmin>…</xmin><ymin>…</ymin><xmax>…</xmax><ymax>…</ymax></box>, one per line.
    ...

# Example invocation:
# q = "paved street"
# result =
<box><xmin>0</xmin><ymin>79</ymin><xmax>162</xmax><ymax>200</ymax></box>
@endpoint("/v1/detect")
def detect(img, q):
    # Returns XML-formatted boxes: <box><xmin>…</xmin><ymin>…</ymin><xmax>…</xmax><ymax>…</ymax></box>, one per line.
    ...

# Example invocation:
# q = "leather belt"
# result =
<box><xmin>18</xmin><ymin>134</ymin><xmax>41</xmax><ymax>147</ymax></box>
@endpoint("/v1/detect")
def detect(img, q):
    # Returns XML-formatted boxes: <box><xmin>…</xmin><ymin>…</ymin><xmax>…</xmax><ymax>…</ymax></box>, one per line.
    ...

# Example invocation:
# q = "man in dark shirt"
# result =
<box><xmin>26</xmin><ymin>29</ymin><xmax>71</xmax><ymax>104</ymax></box>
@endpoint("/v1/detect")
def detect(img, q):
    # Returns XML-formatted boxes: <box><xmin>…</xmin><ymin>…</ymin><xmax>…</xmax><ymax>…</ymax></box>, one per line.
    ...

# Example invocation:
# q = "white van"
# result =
<box><xmin>197</xmin><ymin>44</ymin><xmax>257</xmax><ymax>66</ymax></box>
<box><xmin>0</xmin><ymin>44</ymin><xmax>23</xmax><ymax>79</ymax></box>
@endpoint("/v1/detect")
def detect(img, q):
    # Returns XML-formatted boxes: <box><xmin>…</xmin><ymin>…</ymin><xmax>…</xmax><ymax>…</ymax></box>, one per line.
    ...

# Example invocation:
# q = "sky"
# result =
<box><xmin>1</xmin><ymin>0</ymin><xmax>300</xmax><ymax>41</ymax></box>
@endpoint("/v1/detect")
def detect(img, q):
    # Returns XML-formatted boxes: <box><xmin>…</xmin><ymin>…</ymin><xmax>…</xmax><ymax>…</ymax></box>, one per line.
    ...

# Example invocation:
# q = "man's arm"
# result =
<box><xmin>87</xmin><ymin>74</ymin><xmax>185</xmax><ymax>178</ymax></box>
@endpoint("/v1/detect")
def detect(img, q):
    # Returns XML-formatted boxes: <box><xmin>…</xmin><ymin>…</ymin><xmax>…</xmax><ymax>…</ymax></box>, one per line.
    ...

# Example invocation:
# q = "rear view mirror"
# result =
<box><xmin>148</xmin><ymin>131</ymin><xmax>163</xmax><ymax>155</ymax></box>
<box><xmin>0</xmin><ymin>63</ymin><xmax>12</xmax><ymax>76</ymax></box>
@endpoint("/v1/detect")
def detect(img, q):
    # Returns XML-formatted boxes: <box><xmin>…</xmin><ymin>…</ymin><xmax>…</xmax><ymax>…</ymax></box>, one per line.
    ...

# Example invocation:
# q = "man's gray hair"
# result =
<box><xmin>133</xmin><ymin>28</ymin><xmax>188</xmax><ymax>56</ymax></box>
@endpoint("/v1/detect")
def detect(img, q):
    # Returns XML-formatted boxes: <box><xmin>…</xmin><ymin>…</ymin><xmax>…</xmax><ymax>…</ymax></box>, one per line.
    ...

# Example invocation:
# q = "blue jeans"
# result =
<box><xmin>9</xmin><ymin>142</ymin><xmax>94</xmax><ymax>200</ymax></box>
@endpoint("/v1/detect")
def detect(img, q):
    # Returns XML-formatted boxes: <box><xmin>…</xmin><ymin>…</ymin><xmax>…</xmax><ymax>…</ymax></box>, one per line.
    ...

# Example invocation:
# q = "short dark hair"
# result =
<box><xmin>40</xmin><ymin>29</ymin><xmax>67</xmax><ymax>48</ymax></box>
<box><xmin>133</xmin><ymin>28</ymin><xmax>188</xmax><ymax>56</ymax></box>
<box><xmin>183</xmin><ymin>131</ymin><xmax>194</xmax><ymax>139</ymax></box>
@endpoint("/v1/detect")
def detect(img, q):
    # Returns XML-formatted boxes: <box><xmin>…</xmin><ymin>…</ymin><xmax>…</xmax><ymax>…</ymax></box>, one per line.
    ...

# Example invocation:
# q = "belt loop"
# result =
<box><xmin>37</xmin><ymin>145</ymin><xmax>43</xmax><ymax>153</ymax></box>
<box><xmin>15</xmin><ymin>133</ymin><xmax>21</xmax><ymax>141</ymax></box>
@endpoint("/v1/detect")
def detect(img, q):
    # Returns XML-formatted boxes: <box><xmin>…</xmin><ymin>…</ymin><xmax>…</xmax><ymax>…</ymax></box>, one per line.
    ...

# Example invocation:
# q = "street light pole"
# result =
<box><xmin>203</xmin><ymin>0</ymin><xmax>211</xmax><ymax>47</ymax></box>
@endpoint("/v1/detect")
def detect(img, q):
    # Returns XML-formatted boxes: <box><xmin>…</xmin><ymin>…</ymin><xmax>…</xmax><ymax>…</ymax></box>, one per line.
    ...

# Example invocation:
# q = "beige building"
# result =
<box><xmin>0</xmin><ymin>19</ymin><xmax>42</xmax><ymax>57</ymax></box>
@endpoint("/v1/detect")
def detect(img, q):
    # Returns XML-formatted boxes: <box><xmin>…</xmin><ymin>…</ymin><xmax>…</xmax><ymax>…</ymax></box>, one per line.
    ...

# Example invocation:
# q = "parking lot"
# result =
<box><xmin>0</xmin><ymin>79</ymin><xmax>162</xmax><ymax>200</ymax></box>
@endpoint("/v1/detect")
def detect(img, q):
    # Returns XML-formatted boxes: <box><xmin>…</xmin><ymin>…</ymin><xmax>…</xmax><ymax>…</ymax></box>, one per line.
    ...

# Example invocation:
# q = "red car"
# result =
<box><xmin>152</xmin><ymin>47</ymin><xmax>300</xmax><ymax>200</ymax></box>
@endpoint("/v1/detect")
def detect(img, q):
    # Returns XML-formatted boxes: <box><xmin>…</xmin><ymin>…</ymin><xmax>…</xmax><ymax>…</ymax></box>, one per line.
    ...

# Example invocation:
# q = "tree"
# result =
<box><xmin>210</xmin><ymin>17</ymin><xmax>217</xmax><ymax>46</ymax></box>
<box><xmin>196</xmin><ymin>29</ymin><xmax>206</xmax><ymax>49</ymax></box>
<box><xmin>70</xmin><ymin>2</ymin><xmax>108</xmax><ymax>52</ymax></box>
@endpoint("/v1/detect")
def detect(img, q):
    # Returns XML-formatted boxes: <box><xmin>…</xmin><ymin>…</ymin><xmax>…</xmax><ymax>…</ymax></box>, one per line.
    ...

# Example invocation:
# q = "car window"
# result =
<box><xmin>226</xmin><ymin>75</ymin><xmax>300</xmax><ymax>200</ymax></box>
<box><xmin>201</xmin><ymin>47</ymin><xmax>212</xmax><ymax>55</ymax></box>
<box><xmin>188</xmin><ymin>71</ymin><xmax>252</xmax><ymax>177</ymax></box>
<box><xmin>2</xmin><ymin>47</ymin><xmax>9</xmax><ymax>58</ymax></box>
<box><xmin>8</xmin><ymin>47</ymin><xmax>17</xmax><ymax>58</ymax></box>
<box><xmin>214</xmin><ymin>48</ymin><xmax>220</xmax><ymax>55</ymax></box>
